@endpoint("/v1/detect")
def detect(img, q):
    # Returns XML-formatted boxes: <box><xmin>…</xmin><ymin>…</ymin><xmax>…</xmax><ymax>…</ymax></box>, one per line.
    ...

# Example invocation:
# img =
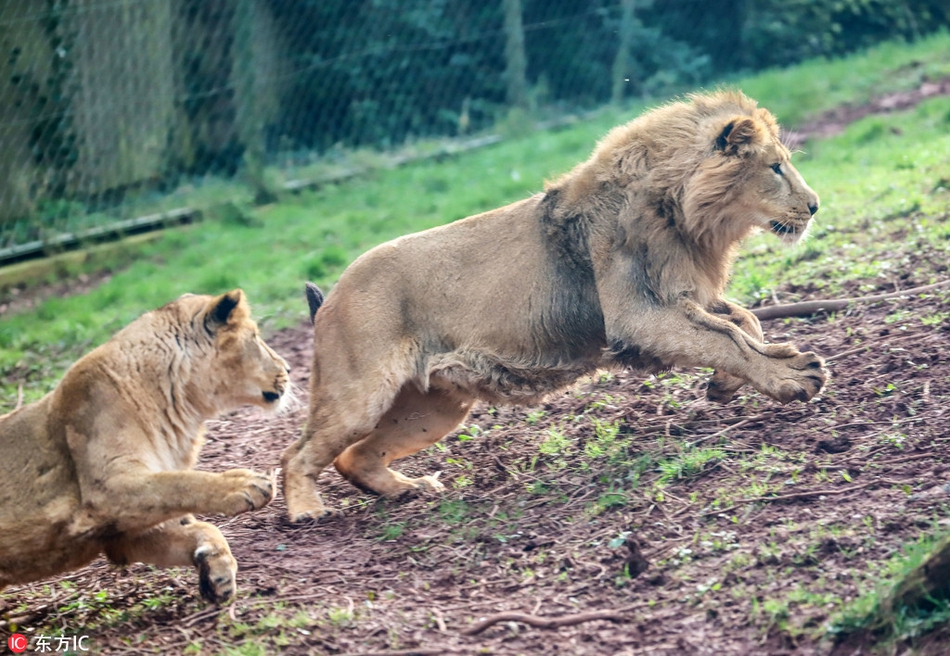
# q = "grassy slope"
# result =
<box><xmin>1</xmin><ymin>30</ymin><xmax>949</xmax><ymax>409</ymax></box>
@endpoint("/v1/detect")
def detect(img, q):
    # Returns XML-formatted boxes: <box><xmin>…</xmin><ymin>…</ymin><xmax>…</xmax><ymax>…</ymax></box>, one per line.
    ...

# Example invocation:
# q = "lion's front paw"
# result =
<box><xmin>706</xmin><ymin>371</ymin><xmax>745</xmax><ymax>404</ymax></box>
<box><xmin>219</xmin><ymin>469</ymin><xmax>276</xmax><ymax>515</ymax></box>
<box><xmin>768</xmin><ymin>351</ymin><xmax>827</xmax><ymax>404</ymax></box>
<box><xmin>195</xmin><ymin>544</ymin><xmax>237</xmax><ymax>604</ymax></box>
<box><xmin>762</xmin><ymin>342</ymin><xmax>802</xmax><ymax>359</ymax></box>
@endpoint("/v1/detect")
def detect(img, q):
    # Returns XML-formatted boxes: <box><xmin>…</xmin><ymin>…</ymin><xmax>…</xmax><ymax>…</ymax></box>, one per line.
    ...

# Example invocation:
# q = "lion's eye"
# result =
<box><xmin>771</xmin><ymin>163</ymin><xmax>783</xmax><ymax>176</ymax></box>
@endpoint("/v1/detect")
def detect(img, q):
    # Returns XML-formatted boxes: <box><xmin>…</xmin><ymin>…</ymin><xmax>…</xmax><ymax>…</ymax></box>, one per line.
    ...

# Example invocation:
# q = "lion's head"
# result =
<box><xmin>681</xmin><ymin>92</ymin><xmax>820</xmax><ymax>246</ymax></box>
<box><xmin>569</xmin><ymin>90</ymin><xmax>819</xmax><ymax>252</ymax></box>
<box><xmin>155</xmin><ymin>290</ymin><xmax>292</xmax><ymax>413</ymax></box>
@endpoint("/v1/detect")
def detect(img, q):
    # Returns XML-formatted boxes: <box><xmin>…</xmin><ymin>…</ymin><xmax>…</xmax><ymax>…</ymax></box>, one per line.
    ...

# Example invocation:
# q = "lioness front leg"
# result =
<box><xmin>619</xmin><ymin>299</ymin><xmax>826</xmax><ymax>404</ymax></box>
<box><xmin>104</xmin><ymin>516</ymin><xmax>238</xmax><ymax>603</ymax></box>
<box><xmin>80</xmin><ymin>468</ymin><xmax>275</xmax><ymax>534</ymax></box>
<box><xmin>706</xmin><ymin>300</ymin><xmax>765</xmax><ymax>403</ymax></box>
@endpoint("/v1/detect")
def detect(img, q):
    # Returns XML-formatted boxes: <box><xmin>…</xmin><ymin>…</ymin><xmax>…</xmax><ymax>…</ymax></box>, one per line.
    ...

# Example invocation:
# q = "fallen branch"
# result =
<box><xmin>688</xmin><ymin>418</ymin><xmax>756</xmax><ymax>445</ymax></box>
<box><xmin>701</xmin><ymin>481</ymin><xmax>877</xmax><ymax>517</ymax></box>
<box><xmin>462</xmin><ymin>604</ymin><xmax>640</xmax><ymax>636</ymax></box>
<box><xmin>339</xmin><ymin>649</ymin><xmax>454</xmax><ymax>656</ymax></box>
<box><xmin>751</xmin><ymin>280</ymin><xmax>950</xmax><ymax>321</ymax></box>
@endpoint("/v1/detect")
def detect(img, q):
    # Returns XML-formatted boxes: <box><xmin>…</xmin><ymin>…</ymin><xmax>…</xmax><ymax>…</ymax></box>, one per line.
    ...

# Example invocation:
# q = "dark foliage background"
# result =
<box><xmin>0</xmin><ymin>0</ymin><xmax>947</xmax><ymax>251</ymax></box>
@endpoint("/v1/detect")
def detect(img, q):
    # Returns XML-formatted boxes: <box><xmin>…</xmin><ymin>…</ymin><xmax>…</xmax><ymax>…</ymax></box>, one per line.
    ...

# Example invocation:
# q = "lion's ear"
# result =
<box><xmin>206</xmin><ymin>289</ymin><xmax>245</xmax><ymax>330</ymax></box>
<box><xmin>715</xmin><ymin>117</ymin><xmax>763</xmax><ymax>155</ymax></box>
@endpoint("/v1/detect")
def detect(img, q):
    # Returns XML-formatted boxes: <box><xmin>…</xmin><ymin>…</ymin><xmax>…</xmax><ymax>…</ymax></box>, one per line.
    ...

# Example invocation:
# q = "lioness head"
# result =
<box><xmin>168</xmin><ymin>290</ymin><xmax>292</xmax><ymax>413</ymax></box>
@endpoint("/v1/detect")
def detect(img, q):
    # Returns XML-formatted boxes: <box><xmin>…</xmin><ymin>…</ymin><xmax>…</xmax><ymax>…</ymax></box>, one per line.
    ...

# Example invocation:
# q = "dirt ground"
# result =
<box><xmin>2</xmin><ymin>81</ymin><xmax>950</xmax><ymax>655</ymax></box>
<box><xmin>2</xmin><ymin>264</ymin><xmax>949</xmax><ymax>655</ymax></box>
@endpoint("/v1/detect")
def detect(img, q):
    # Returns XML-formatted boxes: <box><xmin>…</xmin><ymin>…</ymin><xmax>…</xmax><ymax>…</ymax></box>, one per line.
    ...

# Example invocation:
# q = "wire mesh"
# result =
<box><xmin>0</xmin><ymin>0</ymin><xmax>945</xmax><ymax>263</ymax></box>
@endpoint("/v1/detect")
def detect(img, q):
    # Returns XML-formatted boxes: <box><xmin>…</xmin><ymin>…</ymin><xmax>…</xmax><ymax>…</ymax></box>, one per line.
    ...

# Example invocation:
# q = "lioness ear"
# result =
<box><xmin>715</xmin><ymin>117</ymin><xmax>763</xmax><ymax>155</ymax></box>
<box><xmin>206</xmin><ymin>289</ymin><xmax>244</xmax><ymax>330</ymax></box>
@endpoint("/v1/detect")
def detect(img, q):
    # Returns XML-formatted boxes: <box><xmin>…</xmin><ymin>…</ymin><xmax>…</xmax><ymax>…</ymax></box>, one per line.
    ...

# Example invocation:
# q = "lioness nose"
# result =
<box><xmin>808</xmin><ymin>201</ymin><xmax>819</xmax><ymax>215</ymax></box>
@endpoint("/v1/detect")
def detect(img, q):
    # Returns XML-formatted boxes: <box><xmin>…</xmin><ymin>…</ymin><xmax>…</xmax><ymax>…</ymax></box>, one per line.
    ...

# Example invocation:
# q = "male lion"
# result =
<box><xmin>282</xmin><ymin>90</ymin><xmax>827</xmax><ymax>522</ymax></box>
<box><xmin>0</xmin><ymin>289</ymin><xmax>297</xmax><ymax>603</ymax></box>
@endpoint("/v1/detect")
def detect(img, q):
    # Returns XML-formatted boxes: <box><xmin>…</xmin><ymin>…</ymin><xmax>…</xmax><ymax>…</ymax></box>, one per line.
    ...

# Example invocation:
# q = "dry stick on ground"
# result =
<box><xmin>700</xmin><ymin>481</ymin><xmax>878</xmax><ymax>518</ymax></box>
<box><xmin>339</xmin><ymin>650</ymin><xmax>457</xmax><ymax>656</ymax></box>
<box><xmin>462</xmin><ymin>604</ymin><xmax>642</xmax><ymax>636</ymax></box>
<box><xmin>688</xmin><ymin>417</ymin><xmax>756</xmax><ymax>445</ymax></box>
<box><xmin>751</xmin><ymin>280</ymin><xmax>950</xmax><ymax>321</ymax></box>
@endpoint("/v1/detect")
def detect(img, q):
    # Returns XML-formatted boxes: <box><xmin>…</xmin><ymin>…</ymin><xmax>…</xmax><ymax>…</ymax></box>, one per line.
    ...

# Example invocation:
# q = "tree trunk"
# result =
<box><xmin>502</xmin><ymin>0</ymin><xmax>528</xmax><ymax>110</ymax></box>
<box><xmin>611</xmin><ymin>0</ymin><xmax>637</xmax><ymax>105</ymax></box>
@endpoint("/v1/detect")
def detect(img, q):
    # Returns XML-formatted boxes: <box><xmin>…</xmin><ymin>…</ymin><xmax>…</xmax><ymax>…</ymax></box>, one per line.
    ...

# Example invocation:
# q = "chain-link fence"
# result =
<box><xmin>1</xmin><ymin>0</ymin><xmax>945</xmax><ymax>264</ymax></box>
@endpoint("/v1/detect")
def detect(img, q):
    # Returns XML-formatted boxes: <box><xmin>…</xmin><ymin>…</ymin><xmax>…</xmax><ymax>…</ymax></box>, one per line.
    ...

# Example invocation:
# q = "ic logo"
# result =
<box><xmin>7</xmin><ymin>633</ymin><xmax>28</xmax><ymax>653</ymax></box>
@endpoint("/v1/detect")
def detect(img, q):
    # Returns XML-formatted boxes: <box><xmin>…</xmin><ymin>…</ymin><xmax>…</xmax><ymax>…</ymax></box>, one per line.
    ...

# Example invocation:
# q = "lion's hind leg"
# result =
<box><xmin>104</xmin><ymin>516</ymin><xmax>238</xmax><ymax>603</ymax></box>
<box><xmin>333</xmin><ymin>384</ymin><xmax>473</xmax><ymax>498</ymax></box>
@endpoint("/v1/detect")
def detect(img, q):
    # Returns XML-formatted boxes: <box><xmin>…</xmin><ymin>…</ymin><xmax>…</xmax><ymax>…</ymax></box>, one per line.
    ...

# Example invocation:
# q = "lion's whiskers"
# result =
<box><xmin>277</xmin><ymin>380</ymin><xmax>302</xmax><ymax>415</ymax></box>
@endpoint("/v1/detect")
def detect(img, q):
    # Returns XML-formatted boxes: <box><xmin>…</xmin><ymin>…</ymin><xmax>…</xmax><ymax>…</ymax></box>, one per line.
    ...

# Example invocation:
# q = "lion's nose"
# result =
<box><xmin>808</xmin><ymin>201</ymin><xmax>819</xmax><ymax>215</ymax></box>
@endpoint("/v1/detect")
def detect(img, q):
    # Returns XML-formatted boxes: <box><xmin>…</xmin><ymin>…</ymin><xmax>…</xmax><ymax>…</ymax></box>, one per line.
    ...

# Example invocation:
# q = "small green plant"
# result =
<box><xmin>921</xmin><ymin>311</ymin><xmax>949</xmax><ymax>326</ymax></box>
<box><xmin>880</xmin><ymin>432</ymin><xmax>907</xmax><ymax>449</ymax></box>
<box><xmin>656</xmin><ymin>447</ymin><xmax>724</xmax><ymax>485</ymax></box>
<box><xmin>584</xmin><ymin>417</ymin><xmax>622</xmax><ymax>459</ymax></box>
<box><xmin>525</xmin><ymin>410</ymin><xmax>546</xmax><ymax>425</ymax></box>
<box><xmin>538</xmin><ymin>426</ymin><xmax>570</xmax><ymax>456</ymax></box>
<box><xmin>591</xmin><ymin>489</ymin><xmax>627</xmax><ymax>514</ymax></box>
<box><xmin>379</xmin><ymin>523</ymin><xmax>405</xmax><ymax>541</ymax></box>
<box><xmin>327</xmin><ymin>605</ymin><xmax>355</xmax><ymax>627</ymax></box>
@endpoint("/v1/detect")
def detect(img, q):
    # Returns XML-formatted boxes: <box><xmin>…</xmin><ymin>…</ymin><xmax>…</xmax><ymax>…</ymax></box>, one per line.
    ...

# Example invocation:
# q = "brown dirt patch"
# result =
<box><xmin>784</xmin><ymin>76</ymin><xmax>950</xmax><ymax>148</ymax></box>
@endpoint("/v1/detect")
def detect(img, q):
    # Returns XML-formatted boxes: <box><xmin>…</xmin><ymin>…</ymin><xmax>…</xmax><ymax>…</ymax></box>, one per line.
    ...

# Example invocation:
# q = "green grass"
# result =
<box><xmin>729</xmin><ymin>93</ymin><xmax>950</xmax><ymax>303</ymax></box>
<box><xmin>830</xmin><ymin>531</ymin><xmax>950</xmax><ymax>645</ymax></box>
<box><xmin>737</xmin><ymin>30</ymin><xmax>950</xmax><ymax>126</ymax></box>
<box><xmin>2</xmin><ymin>32</ymin><xmax>950</xmax><ymax>411</ymax></box>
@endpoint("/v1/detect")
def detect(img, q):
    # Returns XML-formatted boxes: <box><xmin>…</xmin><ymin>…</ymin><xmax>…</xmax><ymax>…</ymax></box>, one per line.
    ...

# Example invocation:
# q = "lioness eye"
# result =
<box><xmin>771</xmin><ymin>163</ymin><xmax>783</xmax><ymax>175</ymax></box>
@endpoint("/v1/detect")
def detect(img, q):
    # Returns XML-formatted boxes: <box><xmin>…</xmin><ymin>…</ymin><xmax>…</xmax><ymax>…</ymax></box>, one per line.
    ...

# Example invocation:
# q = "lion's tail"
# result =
<box><xmin>305</xmin><ymin>282</ymin><xmax>325</xmax><ymax>325</ymax></box>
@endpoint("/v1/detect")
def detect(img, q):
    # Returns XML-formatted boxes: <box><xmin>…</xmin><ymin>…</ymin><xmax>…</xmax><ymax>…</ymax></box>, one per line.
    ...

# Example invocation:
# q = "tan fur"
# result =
<box><xmin>0</xmin><ymin>290</ymin><xmax>290</xmax><ymax>603</ymax></box>
<box><xmin>282</xmin><ymin>90</ymin><xmax>827</xmax><ymax>522</ymax></box>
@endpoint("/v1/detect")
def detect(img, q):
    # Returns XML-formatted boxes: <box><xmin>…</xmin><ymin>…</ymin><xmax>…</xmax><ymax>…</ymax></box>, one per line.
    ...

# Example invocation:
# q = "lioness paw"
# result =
<box><xmin>219</xmin><ymin>469</ymin><xmax>276</xmax><ymax>515</ymax></box>
<box><xmin>195</xmin><ymin>545</ymin><xmax>237</xmax><ymax>604</ymax></box>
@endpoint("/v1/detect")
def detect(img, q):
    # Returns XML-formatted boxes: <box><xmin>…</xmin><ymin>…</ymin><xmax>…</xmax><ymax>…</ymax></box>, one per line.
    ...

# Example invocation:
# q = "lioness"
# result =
<box><xmin>282</xmin><ymin>90</ymin><xmax>827</xmax><ymax>521</ymax></box>
<box><xmin>0</xmin><ymin>289</ymin><xmax>297</xmax><ymax>603</ymax></box>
